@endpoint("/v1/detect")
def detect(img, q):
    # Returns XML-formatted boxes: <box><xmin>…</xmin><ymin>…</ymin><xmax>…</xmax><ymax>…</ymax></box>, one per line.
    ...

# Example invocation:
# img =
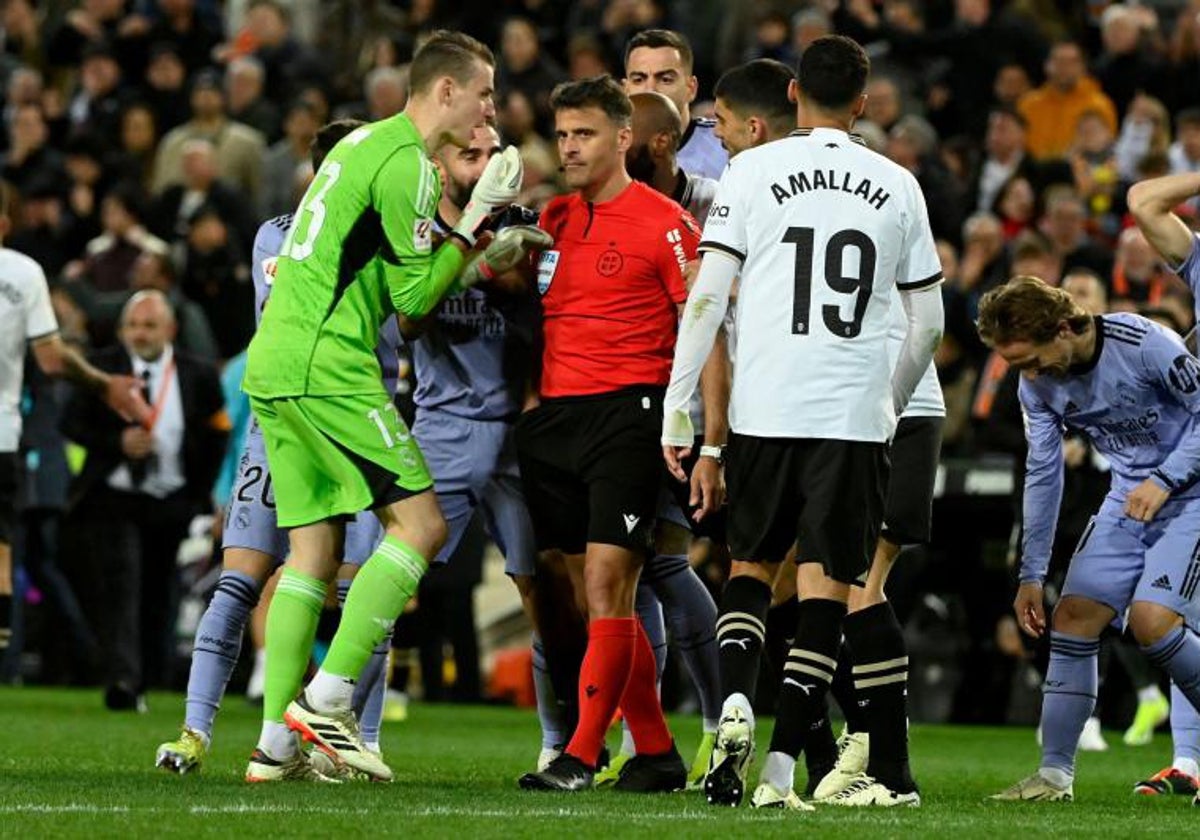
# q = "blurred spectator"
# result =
<box><xmin>129</xmin><ymin>250</ymin><xmax>219</xmax><ymax>362</ymax></box>
<box><xmin>8</xmin><ymin>177</ymin><xmax>90</xmax><ymax>279</ymax></box>
<box><xmin>1094</xmin><ymin>4</ymin><xmax>1163</xmax><ymax>121</ymax></box>
<box><xmin>2</xmin><ymin>67</ymin><xmax>45</xmax><ymax>154</ymax></box>
<box><xmin>143</xmin><ymin>0</ymin><xmax>223</xmax><ymax>75</ymax></box>
<box><xmin>113</xmin><ymin>102</ymin><xmax>161</xmax><ymax>191</ymax></box>
<box><xmin>1111</xmin><ymin>225</ymin><xmax>1176</xmax><ymax>307</ymax></box>
<box><xmin>1068</xmin><ymin>109</ymin><xmax>1121</xmax><ymax>229</ymax></box>
<box><xmin>887</xmin><ymin>115</ymin><xmax>965</xmax><ymax>244</ymax></box>
<box><xmin>1114</xmin><ymin>93</ymin><xmax>1171</xmax><ymax>184</ymax></box>
<box><xmin>3</xmin><ymin>0</ymin><xmax>45</xmax><ymax>71</ymax></box>
<box><xmin>566</xmin><ymin>33</ymin><xmax>611</xmax><ymax>80</ymax></box>
<box><xmin>152</xmin><ymin>69</ymin><xmax>266</xmax><ymax>204</ymax></box>
<box><xmin>153</xmin><ymin>138</ymin><xmax>255</xmax><ymax>253</ymax></box>
<box><xmin>1062</xmin><ymin>266</ymin><xmax>1110</xmax><ymax>316</ymax></box>
<box><xmin>1017</xmin><ymin>40</ymin><xmax>1117</xmax><ymax>161</ymax></box>
<box><xmin>2</xmin><ymin>104</ymin><xmax>67</xmax><ymax>196</ymax></box>
<box><xmin>992</xmin><ymin>174</ymin><xmax>1036</xmax><ymax>241</ymax></box>
<box><xmin>791</xmin><ymin>6</ymin><xmax>831</xmax><ymax>56</ymax></box>
<box><xmin>496</xmin><ymin>90</ymin><xmax>559</xmax><ymax>206</ymax></box>
<box><xmin>992</xmin><ymin>62</ymin><xmax>1033</xmax><ymax>110</ymax></box>
<box><xmin>742</xmin><ymin>10</ymin><xmax>796</xmax><ymax>65</ymax></box>
<box><xmin>224</xmin><ymin>0</ymin><xmax>327</xmax><ymax>108</ymax></box>
<box><xmin>68</xmin><ymin>43</ymin><xmax>128</xmax><ymax>146</ymax></box>
<box><xmin>177</xmin><ymin>206</ymin><xmax>253</xmax><ymax>358</ymax></box>
<box><xmin>226</xmin><ymin>56</ymin><xmax>281</xmax><ymax>141</ymax></box>
<box><xmin>46</xmin><ymin>0</ymin><xmax>143</xmax><ymax>75</ymax></box>
<box><xmin>1040</xmin><ymin>187</ymin><xmax>1114</xmax><ymax>280</ymax></box>
<box><xmin>959</xmin><ymin>210</ymin><xmax>1010</xmax><ymax>297</ymax></box>
<box><xmin>865</xmin><ymin>75</ymin><xmax>903</xmax><ymax>134</ymax></box>
<box><xmin>141</xmin><ymin>42</ymin><xmax>192</xmax><ymax>133</ymax></box>
<box><xmin>62</xmin><ymin>135</ymin><xmax>111</xmax><ymax>247</ymax></box>
<box><xmin>498</xmin><ymin>16</ymin><xmax>565</xmax><ymax>134</ymax></box>
<box><xmin>61</xmin><ymin>290</ymin><xmax>228</xmax><ymax>711</ymax></box>
<box><xmin>335</xmin><ymin>66</ymin><xmax>409</xmax><ymax>123</ymax></box>
<box><xmin>1168</xmin><ymin>107</ymin><xmax>1200</xmax><ymax>182</ymax></box>
<box><xmin>1009</xmin><ymin>229</ymin><xmax>1061</xmax><ymax>287</ymax></box>
<box><xmin>259</xmin><ymin>100</ymin><xmax>318</xmax><ymax>220</ymax></box>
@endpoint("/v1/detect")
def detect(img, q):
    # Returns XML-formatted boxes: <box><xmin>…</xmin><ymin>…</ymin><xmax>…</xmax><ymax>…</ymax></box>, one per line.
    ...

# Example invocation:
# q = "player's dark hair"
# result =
<box><xmin>989</xmin><ymin>104</ymin><xmax>1028</xmax><ymax>131</ymax></box>
<box><xmin>550</xmin><ymin>75</ymin><xmax>632</xmax><ymax>127</ymax></box>
<box><xmin>625</xmin><ymin>29</ymin><xmax>694</xmax><ymax>74</ymax></box>
<box><xmin>410</xmin><ymin>30</ymin><xmax>495</xmax><ymax>95</ymax></box>
<box><xmin>797</xmin><ymin>35</ymin><xmax>869</xmax><ymax>111</ymax></box>
<box><xmin>714</xmin><ymin>59</ymin><xmax>795</xmax><ymax>131</ymax></box>
<box><xmin>311</xmin><ymin>119</ymin><xmax>366</xmax><ymax>169</ymax></box>
<box><xmin>976</xmin><ymin>276</ymin><xmax>1092</xmax><ymax>347</ymax></box>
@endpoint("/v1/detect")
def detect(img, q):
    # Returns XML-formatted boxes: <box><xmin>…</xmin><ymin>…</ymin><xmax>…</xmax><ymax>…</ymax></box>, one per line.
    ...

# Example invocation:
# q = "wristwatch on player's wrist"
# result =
<box><xmin>699</xmin><ymin>444</ymin><xmax>726</xmax><ymax>465</ymax></box>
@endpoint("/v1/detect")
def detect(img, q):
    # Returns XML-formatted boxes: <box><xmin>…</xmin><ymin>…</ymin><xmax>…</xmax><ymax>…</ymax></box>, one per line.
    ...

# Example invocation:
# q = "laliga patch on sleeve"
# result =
<box><xmin>537</xmin><ymin>249</ymin><xmax>560</xmax><ymax>295</ymax></box>
<box><xmin>261</xmin><ymin>256</ymin><xmax>278</xmax><ymax>285</ymax></box>
<box><xmin>414</xmin><ymin>218</ymin><xmax>433</xmax><ymax>254</ymax></box>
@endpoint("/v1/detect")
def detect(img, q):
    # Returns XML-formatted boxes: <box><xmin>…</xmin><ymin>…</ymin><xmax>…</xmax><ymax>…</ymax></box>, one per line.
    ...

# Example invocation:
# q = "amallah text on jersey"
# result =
<box><xmin>764</xmin><ymin>168</ymin><xmax>891</xmax><ymax>209</ymax></box>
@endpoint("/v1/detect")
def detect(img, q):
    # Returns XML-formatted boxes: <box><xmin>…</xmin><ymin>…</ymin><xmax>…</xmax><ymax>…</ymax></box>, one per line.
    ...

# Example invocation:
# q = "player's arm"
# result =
<box><xmin>663</xmin><ymin>250</ymin><xmax>738</xmax><ymax>451</ymax></box>
<box><xmin>26</xmin><ymin>272</ymin><xmax>148</xmax><ymax>424</ymax></box>
<box><xmin>1014</xmin><ymin>383</ymin><xmax>1065</xmax><ymax>637</ymax></box>
<box><xmin>700</xmin><ymin>328</ymin><xmax>731</xmax><ymax>448</ymax></box>
<box><xmin>378</xmin><ymin>148</ymin><xmax>521</xmax><ymax>318</ymax></box>
<box><xmin>1127</xmin><ymin>173</ymin><xmax>1200</xmax><ymax>268</ymax></box>
<box><xmin>893</xmin><ymin>178</ymin><xmax>945</xmax><ymax>414</ymax></box>
<box><xmin>1137</xmin><ymin>328</ymin><xmax>1200</xmax><ymax>515</ymax></box>
<box><xmin>893</xmin><ymin>285</ymin><xmax>944</xmax><ymax>414</ymax></box>
<box><xmin>1018</xmin><ymin>382</ymin><xmax>1066</xmax><ymax>587</ymax></box>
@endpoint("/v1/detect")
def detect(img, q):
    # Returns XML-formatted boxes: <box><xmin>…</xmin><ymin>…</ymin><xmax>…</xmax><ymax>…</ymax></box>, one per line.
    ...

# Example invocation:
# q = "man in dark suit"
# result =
<box><xmin>62</xmin><ymin>289</ymin><xmax>228</xmax><ymax>710</ymax></box>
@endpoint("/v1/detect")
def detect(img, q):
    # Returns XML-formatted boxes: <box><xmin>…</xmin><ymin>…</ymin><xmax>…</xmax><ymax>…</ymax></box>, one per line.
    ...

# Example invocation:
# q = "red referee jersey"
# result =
<box><xmin>535</xmin><ymin>180</ymin><xmax>700</xmax><ymax>398</ymax></box>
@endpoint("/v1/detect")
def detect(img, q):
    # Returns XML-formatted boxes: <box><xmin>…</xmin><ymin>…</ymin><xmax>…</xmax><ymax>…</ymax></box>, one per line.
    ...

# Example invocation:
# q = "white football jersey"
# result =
<box><xmin>700</xmin><ymin>127</ymin><xmax>942</xmax><ymax>442</ymax></box>
<box><xmin>0</xmin><ymin>247</ymin><xmax>58</xmax><ymax>451</ymax></box>
<box><xmin>889</xmin><ymin>290</ymin><xmax>945</xmax><ymax>418</ymax></box>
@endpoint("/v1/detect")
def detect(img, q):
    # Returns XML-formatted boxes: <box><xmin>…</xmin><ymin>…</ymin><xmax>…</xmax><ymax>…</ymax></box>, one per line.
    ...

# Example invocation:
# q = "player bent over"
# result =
<box><xmin>242</xmin><ymin>32</ymin><xmax>524</xmax><ymax>783</ymax></box>
<box><xmin>981</xmin><ymin>277</ymin><xmax>1200</xmax><ymax>802</ymax></box>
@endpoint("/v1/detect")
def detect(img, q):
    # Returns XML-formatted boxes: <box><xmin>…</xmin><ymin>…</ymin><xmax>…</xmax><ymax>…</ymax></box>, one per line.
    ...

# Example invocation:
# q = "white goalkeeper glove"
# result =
<box><xmin>453</xmin><ymin>146</ymin><xmax>523</xmax><ymax>246</ymax></box>
<box><xmin>458</xmin><ymin>225</ymin><xmax>553</xmax><ymax>288</ymax></box>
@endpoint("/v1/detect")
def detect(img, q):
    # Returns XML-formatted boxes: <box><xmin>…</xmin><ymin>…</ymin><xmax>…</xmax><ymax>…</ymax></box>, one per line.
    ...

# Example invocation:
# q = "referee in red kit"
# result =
<box><xmin>517</xmin><ymin>75</ymin><xmax>703</xmax><ymax>793</ymax></box>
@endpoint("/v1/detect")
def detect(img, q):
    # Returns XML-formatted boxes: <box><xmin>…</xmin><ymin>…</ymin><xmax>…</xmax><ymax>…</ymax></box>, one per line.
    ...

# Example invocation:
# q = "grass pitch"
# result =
<box><xmin>0</xmin><ymin>686</ymin><xmax>1193</xmax><ymax>838</ymax></box>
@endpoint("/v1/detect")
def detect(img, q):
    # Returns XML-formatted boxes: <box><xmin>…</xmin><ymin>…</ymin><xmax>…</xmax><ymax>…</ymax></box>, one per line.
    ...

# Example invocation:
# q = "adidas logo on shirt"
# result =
<box><xmin>1151</xmin><ymin>575</ymin><xmax>1172</xmax><ymax>591</ymax></box>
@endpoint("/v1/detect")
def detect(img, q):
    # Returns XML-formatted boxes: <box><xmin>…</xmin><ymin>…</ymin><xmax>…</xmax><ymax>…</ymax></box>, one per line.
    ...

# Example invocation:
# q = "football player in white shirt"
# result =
<box><xmin>623</xmin><ymin>29</ymin><xmax>727</xmax><ymax>181</ymax></box>
<box><xmin>662</xmin><ymin>36</ymin><xmax>944</xmax><ymax>810</ymax></box>
<box><xmin>0</xmin><ymin>185</ymin><xmax>147</xmax><ymax>662</ymax></box>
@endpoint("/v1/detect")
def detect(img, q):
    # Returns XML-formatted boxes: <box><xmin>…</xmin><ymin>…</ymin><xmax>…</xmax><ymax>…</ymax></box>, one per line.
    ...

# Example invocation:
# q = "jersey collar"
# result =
<box><xmin>788</xmin><ymin>126</ymin><xmax>868</xmax><ymax>147</ymax></box>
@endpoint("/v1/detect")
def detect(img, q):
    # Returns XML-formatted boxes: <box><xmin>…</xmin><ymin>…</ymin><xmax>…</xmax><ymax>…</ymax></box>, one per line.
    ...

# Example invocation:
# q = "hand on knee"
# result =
<box><xmin>1129</xmin><ymin>601</ymin><xmax>1183</xmax><ymax>648</ymax></box>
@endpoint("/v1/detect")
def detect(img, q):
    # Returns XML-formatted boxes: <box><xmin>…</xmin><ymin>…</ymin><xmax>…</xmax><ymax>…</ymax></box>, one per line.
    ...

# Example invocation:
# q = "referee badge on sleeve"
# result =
<box><xmin>537</xmin><ymin>249</ymin><xmax>560</xmax><ymax>296</ymax></box>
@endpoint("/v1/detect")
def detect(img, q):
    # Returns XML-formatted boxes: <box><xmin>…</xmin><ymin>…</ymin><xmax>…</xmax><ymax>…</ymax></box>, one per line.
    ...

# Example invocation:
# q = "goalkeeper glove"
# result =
<box><xmin>453</xmin><ymin>146</ymin><xmax>523</xmax><ymax>246</ymax></box>
<box><xmin>458</xmin><ymin>225</ymin><xmax>554</xmax><ymax>288</ymax></box>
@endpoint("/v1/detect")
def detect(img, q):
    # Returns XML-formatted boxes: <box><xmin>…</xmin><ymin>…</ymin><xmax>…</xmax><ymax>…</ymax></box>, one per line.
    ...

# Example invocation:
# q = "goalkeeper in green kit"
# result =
<box><xmin>241</xmin><ymin>31</ymin><xmax>543</xmax><ymax>782</ymax></box>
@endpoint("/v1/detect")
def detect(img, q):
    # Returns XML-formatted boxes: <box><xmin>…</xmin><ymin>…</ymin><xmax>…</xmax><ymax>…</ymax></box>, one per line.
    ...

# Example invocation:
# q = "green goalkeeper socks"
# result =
<box><xmin>262</xmin><ymin>568</ymin><xmax>326</xmax><ymax>723</ymax></box>
<box><xmin>321</xmin><ymin>535</ymin><xmax>428</xmax><ymax>684</ymax></box>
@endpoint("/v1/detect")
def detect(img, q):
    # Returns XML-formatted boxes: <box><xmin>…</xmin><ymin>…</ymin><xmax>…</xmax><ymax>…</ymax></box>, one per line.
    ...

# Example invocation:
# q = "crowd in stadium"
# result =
<box><xmin>7</xmin><ymin>0</ymin><xmax>1200</xmax><ymax>807</ymax></box>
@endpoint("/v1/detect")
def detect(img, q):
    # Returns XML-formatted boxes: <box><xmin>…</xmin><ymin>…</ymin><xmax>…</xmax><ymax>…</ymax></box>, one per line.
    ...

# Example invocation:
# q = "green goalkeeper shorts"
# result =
<box><xmin>249</xmin><ymin>392</ymin><xmax>433</xmax><ymax>528</ymax></box>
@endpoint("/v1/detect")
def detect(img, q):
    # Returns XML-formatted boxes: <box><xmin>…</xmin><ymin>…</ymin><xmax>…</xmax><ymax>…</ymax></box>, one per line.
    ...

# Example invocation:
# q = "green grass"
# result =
<box><xmin>0</xmin><ymin>687</ymin><xmax>1193</xmax><ymax>837</ymax></box>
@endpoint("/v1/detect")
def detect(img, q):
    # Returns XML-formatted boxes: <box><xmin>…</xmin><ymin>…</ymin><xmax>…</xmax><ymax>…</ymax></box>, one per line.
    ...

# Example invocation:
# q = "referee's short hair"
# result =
<box><xmin>551</xmin><ymin>75</ymin><xmax>633</xmax><ymax>127</ymax></box>
<box><xmin>797</xmin><ymin>35</ymin><xmax>870</xmax><ymax>111</ymax></box>
<box><xmin>410</xmin><ymin>30</ymin><xmax>494</xmax><ymax>95</ymax></box>
<box><xmin>714</xmin><ymin>59</ymin><xmax>795</xmax><ymax>126</ymax></box>
<box><xmin>976</xmin><ymin>276</ymin><xmax>1091</xmax><ymax>347</ymax></box>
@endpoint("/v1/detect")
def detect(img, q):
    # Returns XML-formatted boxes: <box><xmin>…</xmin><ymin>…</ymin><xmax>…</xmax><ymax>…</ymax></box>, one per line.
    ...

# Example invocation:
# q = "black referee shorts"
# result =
<box><xmin>515</xmin><ymin>387</ymin><xmax>664</xmax><ymax>555</ymax></box>
<box><xmin>0</xmin><ymin>452</ymin><xmax>18</xmax><ymax>545</ymax></box>
<box><xmin>726</xmin><ymin>433</ymin><xmax>888</xmax><ymax>585</ymax></box>
<box><xmin>881</xmin><ymin>415</ymin><xmax>944</xmax><ymax>547</ymax></box>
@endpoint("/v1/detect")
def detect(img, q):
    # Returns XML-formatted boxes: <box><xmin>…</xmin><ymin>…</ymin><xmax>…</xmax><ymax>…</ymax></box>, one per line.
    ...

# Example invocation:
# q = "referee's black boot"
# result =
<box><xmin>613</xmin><ymin>742</ymin><xmax>687</xmax><ymax>793</ymax></box>
<box><xmin>518</xmin><ymin>753</ymin><xmax>595</xmax><ymax>791</ymax></box>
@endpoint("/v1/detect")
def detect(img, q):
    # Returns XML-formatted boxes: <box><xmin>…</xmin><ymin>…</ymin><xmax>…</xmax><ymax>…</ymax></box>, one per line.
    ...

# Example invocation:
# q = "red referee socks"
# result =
<box><xmin>566</xmin><ymin>617</ymin><xmax>637</xmax><ymax>768</ymax></box>
<box><xmin>620</xmin><ymin>621</ymin><xmax>674</xmax><ymax>756</ymax></box>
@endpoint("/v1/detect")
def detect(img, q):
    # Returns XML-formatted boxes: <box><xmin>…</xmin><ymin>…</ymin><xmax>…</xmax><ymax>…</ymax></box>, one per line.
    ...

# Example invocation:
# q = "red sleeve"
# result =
<box><xmin>657</xmin><ymin>209</ymin><xmax>701</xmax><ymax>305</ymax></box>
<box><xmin>539</xmin><ymin>196</ymin><xmax>570</xmax><ymax>239</ymax></box>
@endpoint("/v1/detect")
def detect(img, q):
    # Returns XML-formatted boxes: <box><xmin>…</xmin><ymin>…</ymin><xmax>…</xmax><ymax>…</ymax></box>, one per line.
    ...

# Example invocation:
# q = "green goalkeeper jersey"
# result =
<box><xmin>244</xmin><ymin>113</ymin><xmax>465</xmax><ymax>398</ymax></box>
